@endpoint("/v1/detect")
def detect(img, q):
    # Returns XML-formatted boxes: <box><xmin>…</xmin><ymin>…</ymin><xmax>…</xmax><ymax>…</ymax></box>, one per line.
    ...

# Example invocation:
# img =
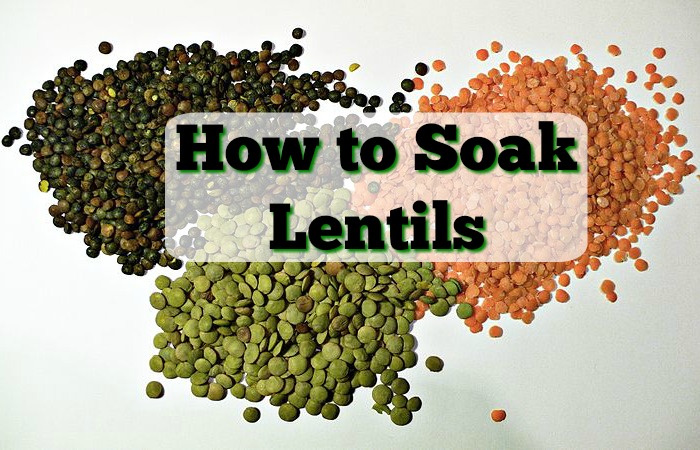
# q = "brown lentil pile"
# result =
<box><xmin>408</xmin><ymin>44</ymin><xmax>695</xmax><ymax>332</ymax></box>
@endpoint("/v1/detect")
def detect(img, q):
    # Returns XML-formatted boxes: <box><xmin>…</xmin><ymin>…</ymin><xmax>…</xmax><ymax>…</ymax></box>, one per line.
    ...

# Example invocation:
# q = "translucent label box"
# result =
<box><xmin>164</xmin><ymin>112</ymin><xmax>587</xmax><ymax>263</ymax></box>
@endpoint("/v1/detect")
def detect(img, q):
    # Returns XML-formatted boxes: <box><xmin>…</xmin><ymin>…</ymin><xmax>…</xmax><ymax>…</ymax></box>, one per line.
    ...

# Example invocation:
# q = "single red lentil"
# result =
<box><xmin>491</xmin><ymin>409</ymin><xmax>507</xmax><ymax>422</ymax></box>
<box><xmin>652</xmin><ymin>47</ymin><xmax>667</xmax><ymax>59</ymax></box>
<box><xmin>432</xmin><ymin>59</ymin><xmax>446</xmax><ymax>72</ymax></box>
<box><xmin>608</xmin><ymin>44</ymin><xmax>621</xmax><ymax>56</ymax></box>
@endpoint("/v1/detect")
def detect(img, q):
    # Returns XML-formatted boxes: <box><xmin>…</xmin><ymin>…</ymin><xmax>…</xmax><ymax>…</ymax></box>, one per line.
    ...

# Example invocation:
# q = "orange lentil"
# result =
<box><xmin>629</xmin><ymin>247</ymin><xmax>642</xmax><ymax>259</ymax></box>
<box><xmin>412</xmin><ymin>77</ymin><xmax>424</xmax><ymax>90</ymax></box>
<box><xmin>570</xmin><ymin>44</ymin><xmax>582</xmax><ymax>54</ymax></box>
<box><xmin>652</xmin><ymin>47</ymin><xmax>666</xmax><ymax>59</ymax></box>
<box><xmin>555</xmin><ymin>289</ymin><xmax>570</xmax><ymax>303</ymax></box>
<box><xmin>432</xmin><ymin>59</ymin><xmax>446</xmax><ymax>72</ymax></box>
<box><xmin>542</xmin><ymin>278</ymin><xmax>556</xmax><ymax>292</ymax></box>
<box><xmin>662</xmin><ymin>76</ymin><xmax>677</xmax><ymax>88</ymax></box>
<box><xmin>607</xmin><ymin>44</ymin><xmax>621</xmax><ymax>56</ymax></box>
<box><xmin>618</xmin><ymin>238</ymin><xmax>631</xmax><ymax>251</ymax></box>
<box><xmin>634</xmin><ymin>259</ymin><xmax>649</xmax><ymax>271</ymax></box>
<box><xmin>476</xmin><ymin>49</ymin><xmax>489</xmax><ymax>61</ymax></box>
<box><xmin>666</xmin><ymin>108</ymin><xmax>679</xmax><ymax>121</ymax></box>
<box><xmin>626</xmin><ymin>71</ymin><xmax>637</xmax><ymax>83</ymax></box>
<box><xmin>614</xmin><ymin>250</ymin><xmax>627</xmax><ymax>263</ymax></box>
<box><xmin>601</xmin><ymin>279</ymin><xmax>616</xmax><ymax>294</ymax></box>
<box><xmin>653</xmin><ymin>92</ymin><xmax>666</xmax><ymax>104</ymax></box>
<box><xmin>475</xmin><ymin>309</ymin><xmax>488</xmax><ymax>324</ymax></box>
<box><xmin>602</xmin><ymin>67</ymin><xmax>615</xmax><ymax>78</ymax></box>
<box><xmin>491</xmin><ymin>41</ymin><xmax>503</xmax><ymax>53</ymax></box>
<box><xmin>489</xmin><ymin>325</ymin><xmax>503</xmax><ymax>338</ymax></box>
<box><xmin>672</xmin><ymin>92</ymin><xmax>684</xmax><ymax>104</ymax></box>
<box><xmin>491</xmin><ymin>410</ymin><xmax>507</xmax><ymax>422</ymax></box>
<box><xmin>573</xmin><ymin>263</ymin><xmax>587</xmax><ymax>278</ymax></box>
<box><xmin>404</xmin><ymin>44</ymin><xmax>694</xmax><ymax>335</ymax></box>
<box><xmin>431</xmin><ymin>83</ymin><xmax>443</xmax><ymax>96</ymax></box>
<box><xmin>558</xmin><ymin>273</ymin><xmax>571</xmax><ymax>287</ymax></box>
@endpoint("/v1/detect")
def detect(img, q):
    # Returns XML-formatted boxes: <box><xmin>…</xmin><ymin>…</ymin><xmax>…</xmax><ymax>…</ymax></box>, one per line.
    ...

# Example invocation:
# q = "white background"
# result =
<box><xmin>0</xmin><ymin>0</ymin><xmax>698</xmax><ymax>449</ymax></box>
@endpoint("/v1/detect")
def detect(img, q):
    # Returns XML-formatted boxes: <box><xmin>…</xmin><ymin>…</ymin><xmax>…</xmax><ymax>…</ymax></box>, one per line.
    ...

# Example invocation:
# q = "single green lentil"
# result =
<box><xmin>456</xmin><ymin>303</ymin><xmax>474</xmax><ymax>319</ymax></box>
<box><xmin>321</xmin><ymin>403</ymin><xmax>340</xmax><ymax>420</ymax></box>
<box><xmin>390</xmin><ymin>407</ymin><xmax>413</xmax><ymax>426</ymax></box>
<box><xmin>425</xmin><ymin>355</ymin><xmax>444</xmax><ymax>372</ymax></box>
<box><xmin>407</xmin><ymin>396</ymin><xmax>422</xmax><ymax>412</ymax></box>
<box><xmin>146</xmin><ymin>381</ymin><xmax>164</xmax><ymax>399</ymax></box>
<box><xmin>243</xmin><ymin>407</ymin><xmax>261</xmax><ymax>423</ymax></box>
<box><xmin>278</xmin><ymin>403</ymin><xmax>300</xmax><ymax>422</ymax></box>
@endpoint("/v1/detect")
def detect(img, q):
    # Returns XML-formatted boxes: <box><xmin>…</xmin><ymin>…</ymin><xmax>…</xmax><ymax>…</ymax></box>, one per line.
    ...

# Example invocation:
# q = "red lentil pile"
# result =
<box><xmin>411</xmin><ymin>43</ymin><xmax>695</xmax><ymax>334</ymax></box>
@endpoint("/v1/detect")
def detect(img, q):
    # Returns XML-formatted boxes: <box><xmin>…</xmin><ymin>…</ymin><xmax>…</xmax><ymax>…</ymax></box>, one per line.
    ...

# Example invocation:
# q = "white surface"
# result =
<box><xmin>0</xmin><ymin>1</ymin><xmax>699</xmax><ymax>449</ymax></box>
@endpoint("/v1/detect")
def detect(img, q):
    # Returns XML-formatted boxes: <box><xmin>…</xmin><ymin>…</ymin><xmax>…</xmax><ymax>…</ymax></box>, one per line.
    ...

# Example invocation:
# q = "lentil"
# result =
<box><xmin>98</xmin><ymin>41</ymin><xmax>113</xmax><ymax>54</ymax></box>
<box><xmin>491</xmin><ymin>409</ymin><xmax>507</xmax><ymax>422</ymax></box>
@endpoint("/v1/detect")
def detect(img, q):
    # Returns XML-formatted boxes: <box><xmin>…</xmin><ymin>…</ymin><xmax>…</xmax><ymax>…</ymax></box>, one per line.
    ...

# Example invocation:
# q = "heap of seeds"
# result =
<box><xmin>148</xmin><ymin>261</ymin><xmax>457</xmax><ymax>425</ymax></box>
<box><xmin>4</xmin><ymin>31</ymin><xmax>383</xmax><ymax>275</ymax></box>
<box><xmin>408</xmin><ymin>44</ymin><xmax>695</xmax><ymax>333</ymax></box>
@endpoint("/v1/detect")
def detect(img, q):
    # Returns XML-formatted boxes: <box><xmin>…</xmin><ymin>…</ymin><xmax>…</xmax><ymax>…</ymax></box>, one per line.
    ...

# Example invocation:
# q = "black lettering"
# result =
<box><xmin>269</xmin><ymin>203</ymin><xmax>306</xmax><ymax>250</ymax></box>
<box><xmin>225</xmin><ymin>137</ymin><xmax>263</xmax><ymax>172</ymax></box>
<box><xmin>345</xmin><ymin>215</ymin><xmax>385</xmax><ymax>250</ymax></box>
<box><xmin>176</xmin><ymin>124</ymin><xmax>224</xmax><ymax>171</ymax></box>
<box><xmin>308</xmin><ymin>216</ymin><xmax>343</xmax><ymax>251</ymax></box>
<box><xmin>337</xmin><ymin>128</ymin><xmax>360</xmax><ymax>172</ymax></box>
<box><xmin>453</xmin><ymin>216</ymin><xmax>486</xmax><ymax>251</ymax></box>
<box><xmin>410</xmin><ymin>201</ymin><xmax>430</xmax><ymax>250</ymax></box>
<box><xmin>460</xmin><ymin>137</ymin><xmax>496</xmax><ymax>171</ymax></box>
<box><xmin>432</xmin><ymin>200</ymin><xmax>453</xmax><ymax>250</ymax></box>
<box><xmin>537</xmin><ymin>121</ymin><xmax>578</xmax><ymax>171</ymax></box>
<box><xmin>262</xmin><ymin>137</ymin><xmax>320</xmax><ymax>171</ymax></box>
<box><xmin>498</xmin><ymin>135</ymin><xmax>536</xmax><ymax>171</ymax></box>
<box><xmin>415</xmin><ymin>123</ymin><xmax>459</xmax><ymax>172</ymax></box>
<box><xmin>386</xmin><ymin>207</ymin><xmax>410</xmax><ymax>251</ymax></box>
<box><xmin>359</xmin><ymin>137</ymin><xmax>397</xmax><ymax>172</ymax></box>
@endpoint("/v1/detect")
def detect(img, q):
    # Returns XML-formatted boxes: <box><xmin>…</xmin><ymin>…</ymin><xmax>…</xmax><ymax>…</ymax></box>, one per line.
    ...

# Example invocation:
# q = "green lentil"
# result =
<box><xmin>321</xmin><ymin>403</ymin><xmax>340</xmax><ymax>420</ymax></box>
<box><xmin>278</xmin><ymin>403</ymin><xmax>300</xmax><ymax>422</ymax></box>
<box><xmin>146</xmin><ymin>260</ymin><xmax>448</xmax><ymax>425</ymax></box>
<box><xmin>425</xmin><ymin>355</ymin><xmax>444</xmax><ymax>372</ymax></box>
<box><xmin>456</xmin><ymin>303</ymin><xmax>474</xmax><ymax>319</ymax></box>
<box><xmin>146</xmin><ymin>381</ymin><xmax>164</xmax><ymax>399</ymax></box>
<box><xmin>390</xmin><ymin>407</ymin><xmax>413</xmax><ymax>426</ymax></box>
<box><xmin>243</xmin><ymin>406</ymin><xmax>261</xmax><ymax>423</ymax></box>
<box><xmin>407</xmin><ymin>396</ymin><xmax>422</xmax><ymax>412</ymax></box>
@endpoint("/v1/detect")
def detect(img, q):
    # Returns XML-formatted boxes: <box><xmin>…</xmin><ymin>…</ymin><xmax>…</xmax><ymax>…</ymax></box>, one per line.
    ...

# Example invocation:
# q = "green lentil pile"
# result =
<box><xmin>149</xmin><ymin>261</ymin><xmax>459</xmax><ymax>425</ymax></box>
<box><xmin>178</xmin><ymin>187</ymin><xmax>353</xmax><ymax>261</ymax></box>
<box><xmin>6</xmin><ymin>30</ymin><xmax>382</xmax><ymax>275</ymax></box>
